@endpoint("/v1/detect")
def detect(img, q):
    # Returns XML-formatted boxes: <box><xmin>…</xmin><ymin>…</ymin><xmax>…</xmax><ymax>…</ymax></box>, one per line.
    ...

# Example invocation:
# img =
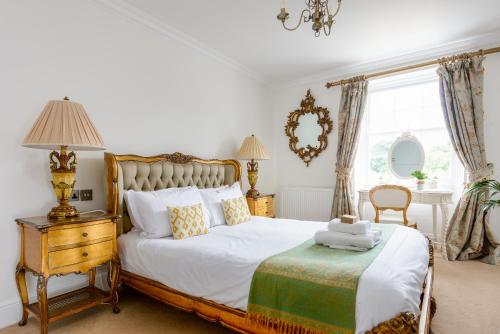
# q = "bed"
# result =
<box><xmin>105</xmin><ymin>152</ymin><xmax>435</xmax><ymax>334</ymax></box>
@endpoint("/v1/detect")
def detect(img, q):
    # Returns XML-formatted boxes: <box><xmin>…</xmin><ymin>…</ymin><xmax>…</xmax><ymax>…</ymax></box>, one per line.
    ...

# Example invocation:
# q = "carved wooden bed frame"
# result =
<box><xmin>105</xmin><ymin>152</ymin><xmax>435</xmax><ymax>334</ymax></box>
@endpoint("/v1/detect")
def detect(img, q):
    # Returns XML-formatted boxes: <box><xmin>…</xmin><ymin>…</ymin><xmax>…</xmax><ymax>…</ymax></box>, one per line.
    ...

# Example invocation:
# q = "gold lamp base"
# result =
<box><xmin>48</xmin><ymin>146</ymin><xmax>79</xmax><ymax>220</ymax></box>
<box><xmin>48</xmin><ymin>202</ymin><xmax>78</xmax><ymax>220</ymax></box>
<box><xmin>245</xmin><ymin>160</ymin><xmax>260</xmax><ymax>198</ymax></box>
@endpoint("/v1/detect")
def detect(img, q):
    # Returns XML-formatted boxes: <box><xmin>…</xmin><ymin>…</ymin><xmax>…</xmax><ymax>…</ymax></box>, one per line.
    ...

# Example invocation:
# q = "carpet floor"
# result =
<box><xmin>2</xmin><ymin>255</ymin><xmax>499</xmax><ymax>334</ymax></box>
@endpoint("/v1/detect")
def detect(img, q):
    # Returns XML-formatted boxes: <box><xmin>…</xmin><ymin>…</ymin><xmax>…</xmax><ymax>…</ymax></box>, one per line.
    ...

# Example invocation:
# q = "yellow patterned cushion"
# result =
<box><xmin>221</xmin><ymin>197</ymin><xmax>252</xmax><ymax>225</ymax></box>
<box><xmin>168</xmin><ymin>203</ymin><xmax>209</xmax><ymax>240</ymax></box>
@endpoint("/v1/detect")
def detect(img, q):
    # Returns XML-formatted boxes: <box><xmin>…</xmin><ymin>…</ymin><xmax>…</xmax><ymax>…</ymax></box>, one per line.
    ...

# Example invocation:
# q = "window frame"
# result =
<box><xmin>354</xmin><ymin>68</ymin><xmax>464</xmax><ymax>191</ymax></box>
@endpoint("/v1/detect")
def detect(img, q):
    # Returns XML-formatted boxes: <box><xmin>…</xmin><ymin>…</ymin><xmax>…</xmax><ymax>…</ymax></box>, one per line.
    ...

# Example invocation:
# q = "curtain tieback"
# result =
<box><xmin>335</xmin><ymin>166</ymin><xmax>352</xmax><ymax>179</ymax></box>
<box><xmin>468</xmin><ymin>163</ymin><xmax>494</xmax><ymax>184</ymax></box>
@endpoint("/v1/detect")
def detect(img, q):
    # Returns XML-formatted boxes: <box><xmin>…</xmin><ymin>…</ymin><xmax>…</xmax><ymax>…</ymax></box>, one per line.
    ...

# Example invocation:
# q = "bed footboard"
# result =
<box><xmin>120</xmin><ymin>263</ymin><xmax>434</xmax><ymax>334</ymax></box>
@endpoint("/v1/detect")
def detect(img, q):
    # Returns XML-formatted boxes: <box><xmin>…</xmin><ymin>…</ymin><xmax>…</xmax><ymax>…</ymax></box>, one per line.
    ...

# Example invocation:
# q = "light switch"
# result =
<box><xmin>80</xmin><ymin>189</ymin><xmax>93</xmax><ymax>201</ymax></box>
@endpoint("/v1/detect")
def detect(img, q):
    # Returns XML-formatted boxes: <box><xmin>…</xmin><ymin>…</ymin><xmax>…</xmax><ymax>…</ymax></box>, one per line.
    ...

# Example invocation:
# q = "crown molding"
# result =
<box><xmin>92</xmin><ymin>0</ymin><xmax>267</xmax><ymax>83</ymax></box>
<box><xmin>84</xmin><ymin>1</ymin><xmax>500</xmax><ymax>89</ymax></box>
<box><xmin>277</xmin><ymin>31</ymin><xmax>500</xmax><ymax>89</ymax></box>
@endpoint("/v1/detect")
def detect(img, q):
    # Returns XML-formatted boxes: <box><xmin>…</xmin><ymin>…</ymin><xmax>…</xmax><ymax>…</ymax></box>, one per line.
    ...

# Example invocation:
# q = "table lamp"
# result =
<box><xmin>237</xmin><ymin>134</ymin><xmax>270</xmax><ymax>198</ymax></box>
<box><xmin>22</xmin><ymin>97</ymin><xmax>105</xmax><ymax>219</ymax></box>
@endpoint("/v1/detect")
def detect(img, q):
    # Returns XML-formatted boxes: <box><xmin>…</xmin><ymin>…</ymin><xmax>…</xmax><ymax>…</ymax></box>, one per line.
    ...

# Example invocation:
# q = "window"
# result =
<box><xmin>354</xmin><ymin>68</ymin><xmax>463</xmax><ymax>190</ymax></box>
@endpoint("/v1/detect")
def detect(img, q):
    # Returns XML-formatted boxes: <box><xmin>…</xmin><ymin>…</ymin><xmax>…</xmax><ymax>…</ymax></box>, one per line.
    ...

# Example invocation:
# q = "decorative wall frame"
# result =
<box><xmin>284</xmin><ymin>89</ymin><xmax>333</xmax><ymax>166</ymax></box>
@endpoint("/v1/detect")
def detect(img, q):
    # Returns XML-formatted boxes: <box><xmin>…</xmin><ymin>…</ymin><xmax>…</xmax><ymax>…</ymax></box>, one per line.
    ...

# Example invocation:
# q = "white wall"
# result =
<box><xmin>271</xmin><ymin>54</ymin><xmax>500</xmax><ymax>238</ymax></box>
<box><xmin>272</xmin><ymin>84</ymin><xmax>341</xmax><ymax>190</ymax></box>
<box><xmin>0</xmin><ymin>0</ymin><xmax>272</xmax><ymax>328</ymax></box>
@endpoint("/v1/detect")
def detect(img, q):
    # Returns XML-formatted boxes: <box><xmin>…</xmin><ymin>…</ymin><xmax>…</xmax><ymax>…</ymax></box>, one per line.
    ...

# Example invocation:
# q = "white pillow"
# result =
<box><xmin>199</xmin><ymin>186</ymin><xmax>227</xmax><ymax>227</ymax></box>
<box><xmin>123</xmin><ymin>190</ymin><xmax>140</xmax><ymax>230</ymax></box>
<box><xmin>124</xmin><ymin>187</ymin><xmax>210</xmax><ymax>238</ymax></box>
<box><xmin>124</xmin><ymin>190</ymin><xmax>159</xmax><ymax>234</ymax></box>
<box><xmin>200</xmin><ymin>182</ymin><xmax>244</xmax><ymax>227</ymax></box>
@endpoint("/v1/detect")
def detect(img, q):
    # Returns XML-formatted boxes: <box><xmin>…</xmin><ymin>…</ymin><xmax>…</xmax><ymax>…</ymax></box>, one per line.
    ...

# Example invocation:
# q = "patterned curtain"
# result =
<box><xmin>331</xmin><ymin>77</ymin><xmax>368</xmax><ymax>218</ymax></box>
<box><xmin>437</xmin><ymin>55</ymin><xmax>499</xmax><ymax>264</ymax></box>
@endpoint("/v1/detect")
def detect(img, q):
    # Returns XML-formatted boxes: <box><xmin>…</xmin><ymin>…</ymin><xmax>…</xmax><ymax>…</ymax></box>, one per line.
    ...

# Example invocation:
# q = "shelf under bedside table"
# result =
<box><xmin>27</xmin><ymin>287</ymin><xmax>111</xmax><ymax>324</ymax></box>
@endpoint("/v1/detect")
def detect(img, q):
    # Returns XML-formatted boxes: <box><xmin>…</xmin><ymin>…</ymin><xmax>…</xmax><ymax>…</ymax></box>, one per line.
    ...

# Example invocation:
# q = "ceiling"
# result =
<box><xmin>122</xmin><ymin>0</ymin><xmax>500</xmax><ymax>83</ymax></box>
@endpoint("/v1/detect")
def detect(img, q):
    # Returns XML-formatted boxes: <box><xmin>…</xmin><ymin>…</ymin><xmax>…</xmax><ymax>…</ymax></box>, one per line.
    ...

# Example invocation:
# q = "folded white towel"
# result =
<box><xmin>327</xmin><ymin>240</ymin><xmax>381</xmax><ymax>252</ymax></box>
<box><xmin>314</xmin><ymin>230</ymin><xmax>382</xmax><ymax>249</ymax></box>
<box><xmin>328</xmin><ymin>219</ymin><xmax>372</xmax><ymax>235</ymax></box>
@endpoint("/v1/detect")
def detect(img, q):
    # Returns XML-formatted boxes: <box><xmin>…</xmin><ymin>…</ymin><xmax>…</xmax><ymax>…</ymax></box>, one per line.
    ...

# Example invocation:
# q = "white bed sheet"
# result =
<box><xmin>118</xmin><ymin>217</ymin><xmax>429</xmax><ymax>334</ymax></box>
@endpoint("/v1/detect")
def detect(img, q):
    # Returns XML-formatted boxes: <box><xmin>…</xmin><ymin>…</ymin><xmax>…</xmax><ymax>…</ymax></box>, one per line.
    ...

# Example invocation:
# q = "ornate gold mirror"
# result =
<box><xmin>284</xmin><ymin>89</ymin><xmax>333</xmax><ymax>166</ymax></box>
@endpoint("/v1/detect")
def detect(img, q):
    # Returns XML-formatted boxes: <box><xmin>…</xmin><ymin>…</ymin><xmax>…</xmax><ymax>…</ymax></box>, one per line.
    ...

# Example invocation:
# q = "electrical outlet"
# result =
<box><xmin>80</xmin><ymin>189</ymin><xmax>93</xmax><ymax>201</ymax></box>
<box><xmin>70</xmin><ymin>189</ymin><xmax>80</xmax><ymax>202</ymax></box>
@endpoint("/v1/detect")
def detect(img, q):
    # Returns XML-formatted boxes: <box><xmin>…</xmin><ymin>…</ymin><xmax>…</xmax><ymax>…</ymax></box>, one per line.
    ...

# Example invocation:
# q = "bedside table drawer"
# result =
<box><xmin>255</xmin><ymin>206</ymin><xmax>275</xmax><ymax>217</ymax></box>
<box><xmin>257</xmin><ymin>202</ymin><xmax>274</xmax><ymax>211</ymax></box>
<box><xmin>254</xmin><ymin>197</ymin><xmax>272</xmax><ymax>206</ymax></box>
<box><xmin>265</xmin><ymin>206</ymin><xmax>275</xmax><ymax>217</ymax></box>
<box><xmin>247</xmin><ymin>194</ymin><xmax>275</xmax><ymax>218</ymax></box>
<box><xmin>48</xmin><ymin>222</ymin><xmax>114</xmax><ymax>248</ymax></box>
<box><xmin>48</xmin><ymin>241</ymin><xmax>113</xmax><ymax>269</ymax></box>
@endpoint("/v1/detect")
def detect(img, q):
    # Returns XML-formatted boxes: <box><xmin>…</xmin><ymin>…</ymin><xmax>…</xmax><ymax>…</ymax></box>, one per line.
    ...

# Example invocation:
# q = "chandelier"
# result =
<box><xmin>277</xmin><ymin>0</ymin><xmax>342</xmax><ymax>37</ymax></box>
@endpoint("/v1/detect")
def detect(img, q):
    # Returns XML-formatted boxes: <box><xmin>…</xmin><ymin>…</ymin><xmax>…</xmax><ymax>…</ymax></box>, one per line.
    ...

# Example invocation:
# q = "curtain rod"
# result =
<box><xmin>326</xmin><ymin>46</ymin><xmax>500</xmax><ymax>88</ymax></box>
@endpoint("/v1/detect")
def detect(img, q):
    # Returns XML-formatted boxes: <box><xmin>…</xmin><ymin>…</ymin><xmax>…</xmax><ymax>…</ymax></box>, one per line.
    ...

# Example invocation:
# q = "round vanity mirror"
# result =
<box><xmin>388</xmin><ymin>133</ymin><xmax>425</xmax><ymax>179</ymax></box>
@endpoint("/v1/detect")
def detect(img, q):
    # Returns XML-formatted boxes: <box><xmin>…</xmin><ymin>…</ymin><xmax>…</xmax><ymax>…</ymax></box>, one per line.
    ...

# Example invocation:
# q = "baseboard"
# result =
<box><xmin>0</xmin><ymin>270</ymin><xmax>107</xmax><ymax>330</ymax></box>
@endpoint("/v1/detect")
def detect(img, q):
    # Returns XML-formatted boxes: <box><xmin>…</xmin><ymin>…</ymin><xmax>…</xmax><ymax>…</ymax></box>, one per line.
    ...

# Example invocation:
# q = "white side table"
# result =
<box><xmin>358</xmin><ymin>188</ymin><xmax>453</xmax><ymax>247</ymax></box>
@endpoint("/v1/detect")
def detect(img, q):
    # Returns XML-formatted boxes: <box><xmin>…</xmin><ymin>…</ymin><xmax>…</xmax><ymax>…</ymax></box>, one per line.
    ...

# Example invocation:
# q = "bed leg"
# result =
<box><xmin>430</xmin><ymin>297</ymin><xmax>437</xmax><ymax>320</ymax></box>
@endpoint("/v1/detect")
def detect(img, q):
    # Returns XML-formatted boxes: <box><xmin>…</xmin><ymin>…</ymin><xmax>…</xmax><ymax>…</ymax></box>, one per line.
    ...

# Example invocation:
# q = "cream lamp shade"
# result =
<box><xmin>22</xmin><ymin>98</ymin><xmax>105</xmax><ymax>151</ymax></box>
<box><xmin>237</xmin><ymin>134</ymin><xmax>269</xmax><ymax>198</ymax></box>
<box><xmin>237</xmin><ymin>134</ymin><xmax>270</xmax><ymax>160</ymax></box>
<box><xmin>22</xmin><ymin>97</ymin><xmax>105</xmax><ymax>220</ymax></box>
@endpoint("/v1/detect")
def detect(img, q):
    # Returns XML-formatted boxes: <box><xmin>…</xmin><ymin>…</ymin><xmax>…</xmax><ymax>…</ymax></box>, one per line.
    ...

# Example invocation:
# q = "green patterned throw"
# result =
<box><xmin>247</xmin><ymin>224</ymin><xmax>397</xmax><ymax>334</ymax></box>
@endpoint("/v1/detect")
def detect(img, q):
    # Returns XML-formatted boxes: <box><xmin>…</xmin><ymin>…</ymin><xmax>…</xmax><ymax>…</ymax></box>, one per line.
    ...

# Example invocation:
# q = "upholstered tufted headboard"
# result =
<box><xmin>104</xmin><ymin>152</ymin><xmax>241</xmax><ymax>234</ymax></box>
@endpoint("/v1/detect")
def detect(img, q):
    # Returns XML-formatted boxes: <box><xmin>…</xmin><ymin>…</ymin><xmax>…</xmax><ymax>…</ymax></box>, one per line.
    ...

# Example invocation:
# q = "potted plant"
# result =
<box><xmin>467</xmin><ymin>179</ymin><xmax>500</xmax><ymax>213</ymax></box>
<box><xmin>411</xmin><ymin>170</ymin><xmax>428</xmax><ymax>190</ymax></box>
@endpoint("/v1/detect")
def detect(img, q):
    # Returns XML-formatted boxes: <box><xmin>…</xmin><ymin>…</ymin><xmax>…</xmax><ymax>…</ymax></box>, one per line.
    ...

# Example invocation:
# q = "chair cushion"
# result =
<box><xmin>378</xmin><ymin>215</ymin><xmax>417</xmax><ymax>229</ymax></box>
<box><xmin>378</xmin><ymin>215</ymin><xmax>406</xmax><ymax>224</ymax></box>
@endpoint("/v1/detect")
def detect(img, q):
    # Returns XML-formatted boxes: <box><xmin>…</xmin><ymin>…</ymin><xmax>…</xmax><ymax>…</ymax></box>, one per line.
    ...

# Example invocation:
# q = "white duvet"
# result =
<box><xmin>118</xmin><ymin>217</ymin><xmax>429</xmax><ymax>334</ymax></box>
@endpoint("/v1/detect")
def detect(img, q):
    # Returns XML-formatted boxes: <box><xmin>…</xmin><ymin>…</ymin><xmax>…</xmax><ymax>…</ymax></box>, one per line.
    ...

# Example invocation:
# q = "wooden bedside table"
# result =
<box><xmin>15</xmin><ymin>212</ymin><xmax>120</xmax><ymax>334</ymax></box>
<box><xmin>246</xmin><ymin>194</ymin><xmax>275</xmax><ymax>218</ymax></box>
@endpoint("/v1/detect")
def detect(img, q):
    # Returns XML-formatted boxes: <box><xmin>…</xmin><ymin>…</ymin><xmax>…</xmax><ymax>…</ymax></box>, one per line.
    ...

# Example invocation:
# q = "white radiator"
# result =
<box><xmin>278</xmin><ymin>187</ymin><xmax>334</xmax><ymax>222</ymax></box>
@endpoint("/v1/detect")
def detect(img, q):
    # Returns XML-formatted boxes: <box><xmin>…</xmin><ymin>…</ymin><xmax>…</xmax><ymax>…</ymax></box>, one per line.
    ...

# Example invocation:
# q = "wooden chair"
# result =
<box><xmin>368</xmin><ymin>185</ymin><xmax>417</xmax><ymax>228</ymax></box>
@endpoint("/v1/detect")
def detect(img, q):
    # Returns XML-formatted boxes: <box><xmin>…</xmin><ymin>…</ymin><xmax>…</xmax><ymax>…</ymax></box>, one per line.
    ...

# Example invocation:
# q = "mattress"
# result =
<box><xmin>118</xmin><ymin>216</ymin><xmax>429</xmax><ymax>334</ymax></box>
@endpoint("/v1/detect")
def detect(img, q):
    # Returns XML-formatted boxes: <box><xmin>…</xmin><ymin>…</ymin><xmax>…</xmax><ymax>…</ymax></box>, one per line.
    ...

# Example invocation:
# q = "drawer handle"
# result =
<box><xmin>82</xmin><ymin>252</ymin><xmax>89</xmax><ymax>257</ymax></box>
<box><xmin>82</xmin><ymin>232</ymin><xmax>88</xmax><ymax>237</ymax></box>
